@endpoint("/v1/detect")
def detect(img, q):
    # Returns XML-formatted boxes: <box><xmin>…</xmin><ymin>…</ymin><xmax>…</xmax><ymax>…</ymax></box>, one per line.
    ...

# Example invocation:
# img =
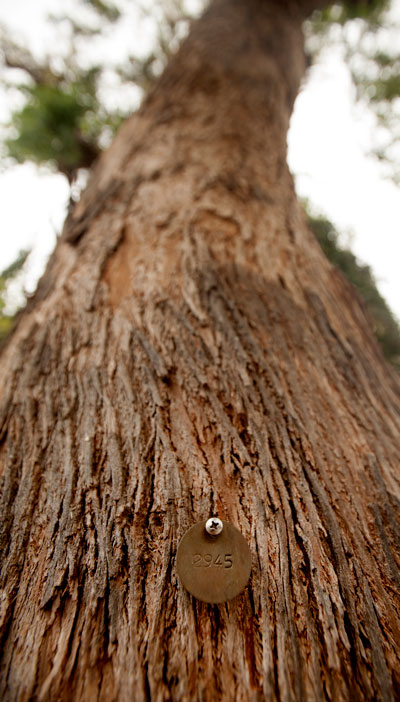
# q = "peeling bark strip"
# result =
<box><xmin>1</xmin><ymin>0</ymin><xmax>400</xmax><ymax>700</ymax></box>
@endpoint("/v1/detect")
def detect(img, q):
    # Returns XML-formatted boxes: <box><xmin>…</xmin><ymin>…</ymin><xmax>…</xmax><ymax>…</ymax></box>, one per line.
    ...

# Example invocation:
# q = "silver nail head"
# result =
<box><xmin>205</xmin><ymin>517</ymin><xmax>223</xmax><ymax>535</ymax></box>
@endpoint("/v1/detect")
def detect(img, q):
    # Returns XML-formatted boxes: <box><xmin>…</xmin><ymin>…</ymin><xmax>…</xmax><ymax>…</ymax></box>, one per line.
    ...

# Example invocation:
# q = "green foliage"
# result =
<box><xmin>2</xmin><ymin>0</ymin><xmax>395</xmax><ymax>182</ymax></box>
<box><xmin>307</xmin><ymin>1</ymin><xmax>400</xmax><ymax>180</ymax></box>
<box><xmin>313</xmin><ymin>0</ymin><xmax>390</xmax><ymax>27</ymax></box>
<box><xmin>307</xmin><ymin>209</ymin><xmax>400</xmax><ymax>369</ymax></box>
<box><xmin>83</xmin><ymin>0</ymin><xmax>121</xmax><ymax>22</ymax></box>
<box><xmin>0</xmin><ymin>1</ymin><xmax>131</xmax><ymax>181</ymax></box>
<box><xmin>6</xmin><ymin>82</ymin><xmax>95</xmax><ymax>178</ymax></box>
<box><xmin>4</xmin><ymin>69</ymin><xmax>124</xmax><ymax>181</ymax></box>
<box><xmin>0</xmin><ymin>0</ymin><xmax>192</xmax><ymax>181</ymax></box>
<box><xmin>0</xmin><ymin>250</ymin><xmax>29</xmax><ymax>342</ymax></box>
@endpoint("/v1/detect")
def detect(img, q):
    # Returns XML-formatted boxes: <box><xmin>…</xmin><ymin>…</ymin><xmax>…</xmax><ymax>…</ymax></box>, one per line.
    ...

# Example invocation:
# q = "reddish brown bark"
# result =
<box><xmin>1</xmin><ymin>0</ymin><xmax>400</xmax><ymax>700</ymax></box>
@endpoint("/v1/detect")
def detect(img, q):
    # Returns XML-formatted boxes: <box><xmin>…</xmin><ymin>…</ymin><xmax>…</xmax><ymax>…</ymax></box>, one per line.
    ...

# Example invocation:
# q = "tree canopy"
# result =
<box><xmin>0</xmin><ymin>0</ymin><xmax>195</xmax><ymax>180</ymax></box>
<box><xmin>2</xmin><ymin>0</ymin><xmax>399</xmax><ymax>180</ymax></box>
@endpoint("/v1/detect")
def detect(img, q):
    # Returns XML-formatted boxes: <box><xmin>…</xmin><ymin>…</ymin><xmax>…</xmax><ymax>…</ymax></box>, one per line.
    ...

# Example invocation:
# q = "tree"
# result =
<box><xmin>306</xmin><ymin>208</ymin><xmax>400</xmax><ymax>369</ymax></box>
<box><xmin>0</xmin><ymin>0</ymin><xmax>195</xmax><ymax>182</ymax></box>
<box><xmin>2</xmin><ymin>0</ymin><xmax>400</xmax><ymax>360</ymax></box>
<box><xmin>0</xmin><ymin>2</ymin><xmax>124</xmax><ymax>183</ymax></box>
<box><xmin>1</xmin><ymin>0</ymin><xmax>400</xmax><ymax>699</ymax></box>
<box><xmin>0</xmin><ymin>250</ymin><xmax>29</xmax><ymax>341</ymax></box>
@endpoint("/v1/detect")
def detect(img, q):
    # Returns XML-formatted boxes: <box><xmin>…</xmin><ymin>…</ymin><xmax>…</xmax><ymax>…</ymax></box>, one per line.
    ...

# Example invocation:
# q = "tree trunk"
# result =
<box><xmin>1</xmin><ymin>0</ymin><xmax>400</xmax><ymax>700</ymax></box>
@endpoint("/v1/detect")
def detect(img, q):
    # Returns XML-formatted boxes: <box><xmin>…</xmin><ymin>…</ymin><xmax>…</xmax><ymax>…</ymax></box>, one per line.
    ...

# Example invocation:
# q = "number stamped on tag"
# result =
<box><xmin>193</xmin><ymin>553</ymin><xmax>233</xmax><ymax>568</ymax></box>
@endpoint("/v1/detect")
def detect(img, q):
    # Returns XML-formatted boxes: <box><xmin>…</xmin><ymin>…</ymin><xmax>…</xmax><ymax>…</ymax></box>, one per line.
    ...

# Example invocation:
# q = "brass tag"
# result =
<box><xmin>176</xmin><ymin>520</ymin><xmax>251</xmax><ymax>603</ymax></box>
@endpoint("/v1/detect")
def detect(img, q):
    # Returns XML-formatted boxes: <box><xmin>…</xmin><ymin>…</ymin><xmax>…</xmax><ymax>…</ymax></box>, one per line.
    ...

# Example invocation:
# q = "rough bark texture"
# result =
<box><xmin>1</xmin><ymin>0</ymin><xmax>400</xmax><ymax>700</ymax></box>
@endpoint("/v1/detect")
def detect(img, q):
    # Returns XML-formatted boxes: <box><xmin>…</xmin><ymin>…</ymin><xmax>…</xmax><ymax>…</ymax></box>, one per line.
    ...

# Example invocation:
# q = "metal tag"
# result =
<box><xmin>176</xmin><ymin>520</ymin><xmax>251</xmax><ymax>603</ymax></box>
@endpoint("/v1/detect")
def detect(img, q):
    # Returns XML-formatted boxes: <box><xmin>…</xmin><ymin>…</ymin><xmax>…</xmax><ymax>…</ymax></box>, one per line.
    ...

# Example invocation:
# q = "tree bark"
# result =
<box><xmin>1</xmin><ymin>0</ymin><xmax>400</xmax><ymax>700</ymax></box>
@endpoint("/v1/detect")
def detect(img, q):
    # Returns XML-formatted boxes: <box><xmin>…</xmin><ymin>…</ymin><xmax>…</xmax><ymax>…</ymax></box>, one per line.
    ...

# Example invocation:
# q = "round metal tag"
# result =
<box><xmin>176</xmin><ymin>520</ymin><xmax>251</xmax><ymax>603</ymax></box>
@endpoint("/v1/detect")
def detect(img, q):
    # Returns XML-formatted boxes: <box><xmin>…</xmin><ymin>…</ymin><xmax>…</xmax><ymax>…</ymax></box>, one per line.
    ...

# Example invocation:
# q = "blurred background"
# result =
<box><xmin>0</xmin><ymin>0</ymin><xmax>399</xmax><ymax>367</ymax></box>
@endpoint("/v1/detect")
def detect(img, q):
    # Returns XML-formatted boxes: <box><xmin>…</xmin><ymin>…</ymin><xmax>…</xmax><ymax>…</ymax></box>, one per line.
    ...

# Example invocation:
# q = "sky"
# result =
<box><xmin>0</xmin><ymin>0</ymin><xmax>399</xmax><ymax>319</ymax></box>
<box><xmin>288</xmin><ymin>48</ymin><xmax>400</xmax><ymax>319</ymax></box>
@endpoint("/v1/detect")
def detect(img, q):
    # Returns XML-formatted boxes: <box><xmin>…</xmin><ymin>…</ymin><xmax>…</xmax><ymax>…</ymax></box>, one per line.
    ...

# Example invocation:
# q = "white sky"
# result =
<box><xmin>0</xmin><ymin>0</ymin><xmax>399</xmax><ymax>319</ymax></box>
<box><xmin>288</xmin><ymin>49</ymin><xmax>400</xmax><ymax>319</ymax></box>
